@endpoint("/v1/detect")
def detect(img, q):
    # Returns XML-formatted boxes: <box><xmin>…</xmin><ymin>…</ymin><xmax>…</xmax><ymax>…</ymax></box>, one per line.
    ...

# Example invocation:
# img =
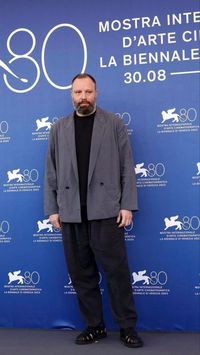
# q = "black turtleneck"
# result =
<box><xmin>74</xmin><ymin>111</ymin><xmax>95</xmax><ymax>208</ymax></box>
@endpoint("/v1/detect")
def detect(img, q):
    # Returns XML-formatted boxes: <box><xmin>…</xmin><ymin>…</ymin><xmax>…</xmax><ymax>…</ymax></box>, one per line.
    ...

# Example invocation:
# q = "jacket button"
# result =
<box><xmin>65</xmin><ymin>186</ymin><xmax>69</xmax><ymax>189</ymax></box>
<box><xmin>100</xmin><ymin>182</ymin><xmax>104</xmax><ymax>186</ymax></box>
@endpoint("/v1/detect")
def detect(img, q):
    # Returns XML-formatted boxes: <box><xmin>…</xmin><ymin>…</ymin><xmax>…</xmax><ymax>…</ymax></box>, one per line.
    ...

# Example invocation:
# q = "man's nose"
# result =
<box><xmin>81</xmin><ymin>91</ymin><xmax>87</xmax><ymax>99</ymax></box>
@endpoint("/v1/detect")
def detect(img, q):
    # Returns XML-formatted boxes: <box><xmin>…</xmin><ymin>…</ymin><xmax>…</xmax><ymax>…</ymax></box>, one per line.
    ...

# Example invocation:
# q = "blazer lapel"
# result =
<box><xmin>63</xmin><ymin>114</ymin><xmax>79</xmax><ymax>182</ymax></box>
<box><xmin>88</xmin><ymin>109</ymin><xmax>106</xmax><ymax>185</ymax></box>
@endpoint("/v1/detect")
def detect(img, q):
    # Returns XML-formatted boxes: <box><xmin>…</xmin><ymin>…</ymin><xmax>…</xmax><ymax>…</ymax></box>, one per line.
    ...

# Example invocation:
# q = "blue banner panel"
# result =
<box><xmin>0</xmin><ymin>0</ymin><xmax>199</xmax><ymax>331</ymax></box>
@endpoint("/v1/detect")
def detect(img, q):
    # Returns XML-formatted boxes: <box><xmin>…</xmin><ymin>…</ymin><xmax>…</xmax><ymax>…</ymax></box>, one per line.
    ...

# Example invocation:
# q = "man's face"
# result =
<box><xmin>71</xmin><ymin>77</ymin><xmax>97</xmax><ymax>115</ymax></box>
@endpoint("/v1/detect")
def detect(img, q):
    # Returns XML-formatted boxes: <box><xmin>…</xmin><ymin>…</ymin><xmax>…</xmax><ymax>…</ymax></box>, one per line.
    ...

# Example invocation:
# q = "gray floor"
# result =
<box><xmin>0</xmin><ymin>329</ymin><xmax>199</xmax><ymax>355</ymax></box>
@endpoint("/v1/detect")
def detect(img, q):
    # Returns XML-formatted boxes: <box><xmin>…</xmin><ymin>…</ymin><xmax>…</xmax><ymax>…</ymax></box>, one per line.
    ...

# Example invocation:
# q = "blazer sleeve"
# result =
<box><xmin>44</xmin><ymin>125</ymin><xmax>59</xmax><ymax>216</ymax></box>
<box><xmin>116</xmin><ymin>118</ymin><xmax>138</xmax><ymax>211</ymax></box>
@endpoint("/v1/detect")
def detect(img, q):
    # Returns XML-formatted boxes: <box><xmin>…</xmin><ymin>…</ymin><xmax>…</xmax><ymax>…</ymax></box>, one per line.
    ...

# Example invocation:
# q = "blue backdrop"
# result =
<box><xmin>0</xmin><ymin>0</ymin><xmax>199</xmax><ymax>331</ymax></box>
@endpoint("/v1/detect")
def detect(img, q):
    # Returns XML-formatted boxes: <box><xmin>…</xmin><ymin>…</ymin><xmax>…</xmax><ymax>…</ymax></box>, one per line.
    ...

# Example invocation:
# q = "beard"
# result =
<box><xmin>74</xmin><ymin>100</ymin><xmax>96</xmax><ymax>116</ymax></box>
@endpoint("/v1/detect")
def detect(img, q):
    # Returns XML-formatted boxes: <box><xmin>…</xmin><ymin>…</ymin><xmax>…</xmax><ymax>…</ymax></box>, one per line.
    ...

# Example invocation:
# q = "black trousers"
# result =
<box><xmin>61</xmin><ymin>217</ymin><xmax>137</xmax><ymax>329</ymax></box>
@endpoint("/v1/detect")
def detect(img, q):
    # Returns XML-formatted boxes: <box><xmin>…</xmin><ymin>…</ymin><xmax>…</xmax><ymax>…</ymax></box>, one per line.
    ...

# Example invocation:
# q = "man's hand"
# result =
<box><xmin>117</xmin><ymin>209</ymin><xmax>132</xmax><ymax>228</ymax></box>
<box><xmin>49</xmin><ymin>214</ymin><xmax>61</xmax><ymax>229</ymax></box>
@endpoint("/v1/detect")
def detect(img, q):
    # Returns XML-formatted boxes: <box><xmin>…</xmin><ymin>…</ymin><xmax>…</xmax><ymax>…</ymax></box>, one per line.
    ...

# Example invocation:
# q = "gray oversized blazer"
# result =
<box><xmin>44</xmin><ymin>106</ymin><xmax>138</xmax><ymax>222</ymax></box>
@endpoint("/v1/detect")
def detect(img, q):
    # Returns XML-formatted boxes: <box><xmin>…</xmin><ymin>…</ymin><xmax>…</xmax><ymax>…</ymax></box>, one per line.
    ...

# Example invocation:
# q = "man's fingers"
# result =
<box><xmin>49</xmin><ymin>214</ymin><xmax>61</xmax><ymax>229</ymax></box>
<box><xmin>54</xmin><ymin>221</ymin><xmax>61</xmax><ymax>229</ymax></box>
<box><xmin>118</xmin><ymin>219</ymin><xmax>129</xmax><ymax>228</ymax></box>
<box><xmin>118</xmin><ymin>215</ymin><xmax>126</xmax><ymax>228</ymax></box>
<box><xmin>54</xmin><ymin>219</ymin><xmax>61</xmax><ymax>229</ymax></box>
<box><xmin>116</xmin><ymin>213</ymin><xmax>121</xmax><ymax>224</ymax></box>
<box><xmin>118</xmin><ymin>221</ymin><xmax>131</xmax><ymax>228</ymax></box>
<box><xmin>117</xmin><ymin>210</ymin><xmax>133</xmax><ymax>227</ymax></box>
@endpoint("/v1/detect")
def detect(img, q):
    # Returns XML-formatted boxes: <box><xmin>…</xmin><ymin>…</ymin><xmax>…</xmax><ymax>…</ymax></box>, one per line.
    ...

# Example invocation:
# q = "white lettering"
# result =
<box><xmin>131</xmin><ymin>18</ymin><xmax>140</xmax><ymax>28</ymax></box>
<box><xmin>139</xmin><ymin>53</ymin><xmax>148</xmax><ymax>64</ymax></box>
<box><xmin>182</xmin><ymin>30</ymin><xmax>200</xmax><ymax>42</ymax></box>
<box><xmin>123</xmin><ymin>37</ymin><xmax>132</xmax><ymax>48</ymax></box>
<box><xmin>191</xmin><ymin>48</ymin><xmax>200</xmax><ymax>60</ymax></box>
<box><xmin>183</xmin><ymin>31</ymin><xmax>192</xmax><ymax>42</ymax></box>
<box><xmin>151</xmin><ymin>16</ymin><xmax>161</xmax><ymax>27</ymax></box>
<box><xmin>123</xmin><ymin>54</ymin><xmax>132</xmax><ymax>66</ymax></box>
<box><xmin>126</xmin><ymin>32</ymin><xmax>176</xmax><ymax>47</ymax></box>
<box><xmin>100</xmin><ymin>57</ymin><xmax>107</xmax><ymax>67</ymax></box>
<box><xmin>142</xmin><ymin>17</ymin><xmax>151</xmax><ymax>27</ymax></box>
<box><xmin>122</xmin><ymin>48</ymin><xmax>200</xmax><ymax>66</ymax></box>
<box><xmin>99</xmin><ymin>15</ymin><xmax>161</xmax><ymax>32</ymax></box>
<box><xmin>109</xmin><ymin>56</ymin><xmax>117</xmax><ymax>66</ymax></box>
<box><xmin>147</xmin><ymin>34</ymin><xmax>157</xmax><ymax>45</ymax></box>
<box><xmin>141</xmin><ymin>16</ymin><xmax>161</xmax><ymax>28</ymax></box>
<box><xmin>123</xmin><ymin>19</ymin><xmax>132</xmax><ymax>30</ymax></box>
<box><xmin>111</xmin><ymin>20</ymin><xmax>121</xmax><ymax>31</ymax></box>
<box><xmin>99</xmin><ymin>21</ymin><xmax>110</xmax><ymax>32</ymax></box>
<box><xmin>194</xmin><ymin>11</ymin><xmax>200</xmax><ymax>22</ymax></box>
<box><xmin>183</xmin><ymin>12</ymin><xmax>193</xmax><ymax>23</ymax></box>
<box><xmin>137</xmin><ymin>35</ymin><xmax>147</xmax><ymax>46</ymax></box>
<box><xmin>171</xmin><ymin>50</ymin><xmax>181</xmax><ymax>61</ymax></box>
<box><xmin>167</xmin><ymin>11</ymin><xmax>200</xmax><ymax>25</ymax></box>
<box><xmin>100</xmin><ymin>56</ymin><xmax>117</xmax><ymax>67</ymax></box>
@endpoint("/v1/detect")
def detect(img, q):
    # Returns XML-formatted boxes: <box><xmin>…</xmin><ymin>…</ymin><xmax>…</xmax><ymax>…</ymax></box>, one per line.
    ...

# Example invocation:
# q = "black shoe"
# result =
<box><xmin>120</xmin><ymin>327</ymin><xmax>143</xmax><ymax>348</ymax></box>
<box><xmin>75</xmin><ymin>325</ymin><xmax>107</xmax><ymax>345</ymax></box>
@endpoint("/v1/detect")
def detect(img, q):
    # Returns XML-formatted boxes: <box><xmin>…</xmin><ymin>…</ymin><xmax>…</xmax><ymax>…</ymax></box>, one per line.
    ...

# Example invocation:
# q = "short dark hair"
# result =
<box><xmin>71</xmin><ymin>73</ymin><xmax>96</xmax><ymax>87</ymax></box>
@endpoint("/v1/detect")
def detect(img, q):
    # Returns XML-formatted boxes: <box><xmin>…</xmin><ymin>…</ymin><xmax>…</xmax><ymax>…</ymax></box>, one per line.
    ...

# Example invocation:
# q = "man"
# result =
<box><xmin>44</xmin><ymin>73</ymin><xmax>143</xmax><ymax>348</ymax></box>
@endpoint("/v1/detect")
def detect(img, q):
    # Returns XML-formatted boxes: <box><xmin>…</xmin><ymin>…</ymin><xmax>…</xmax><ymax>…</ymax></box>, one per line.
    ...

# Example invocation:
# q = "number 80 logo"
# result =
<box><xmin>3</xmin><ymin>24</ymin><xmax>87</xmax><ymax>93</ymax></box>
